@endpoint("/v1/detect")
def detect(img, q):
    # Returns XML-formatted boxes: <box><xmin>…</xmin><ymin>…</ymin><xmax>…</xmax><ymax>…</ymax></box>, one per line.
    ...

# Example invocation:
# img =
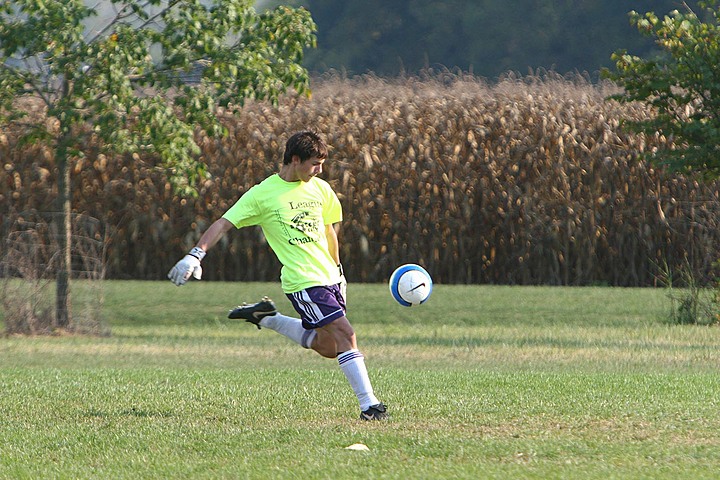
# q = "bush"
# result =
<box><xmin>0</xmin><ymin>213</ymin><xmax>108</xmax><ymax>335</ymax></box>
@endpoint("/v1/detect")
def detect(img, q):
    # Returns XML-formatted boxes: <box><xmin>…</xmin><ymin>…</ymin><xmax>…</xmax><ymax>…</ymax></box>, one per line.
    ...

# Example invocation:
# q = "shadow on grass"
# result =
<box><xmin>82</xmin><ymin>407</ymin><xmax>175</xmax><ymax>419</ymax></box>
<box><xmin>364</xmin><ymin>333</ymin><xmax>716</xmax><ymax>353</ymax></box>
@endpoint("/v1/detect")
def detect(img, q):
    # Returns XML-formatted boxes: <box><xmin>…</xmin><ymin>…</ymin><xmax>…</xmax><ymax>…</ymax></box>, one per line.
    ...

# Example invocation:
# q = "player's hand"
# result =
<box><xmin>338</xmin><ymin>263</ymin><xmax>347</xmax><ymax>300</ymax></box>
<box><xmin>168</xmin><ymin>247</ymin><xmax>206</xmax><ymax>286</ymax></box>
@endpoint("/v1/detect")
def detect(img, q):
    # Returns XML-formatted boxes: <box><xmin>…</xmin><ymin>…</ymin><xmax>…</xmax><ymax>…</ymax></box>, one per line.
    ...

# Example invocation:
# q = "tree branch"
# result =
<box><xmin>0</xmin><ymin>62</ymin><xmax>54</xmax><ymax>109</ymax></box>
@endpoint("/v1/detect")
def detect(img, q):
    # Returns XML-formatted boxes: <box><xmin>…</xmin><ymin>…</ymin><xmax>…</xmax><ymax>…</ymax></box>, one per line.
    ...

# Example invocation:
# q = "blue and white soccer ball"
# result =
<box><xmin>389</xmin><ymin>264</ymin><xmax>433</xmax><ymax>307</ymax></box>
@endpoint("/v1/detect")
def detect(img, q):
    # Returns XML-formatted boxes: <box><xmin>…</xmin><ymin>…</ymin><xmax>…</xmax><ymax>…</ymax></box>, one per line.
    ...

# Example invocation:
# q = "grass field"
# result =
<box><xmin>1</xmin><ymin>281</ymin><xmax>720</xmax><ymax>479</ymax></box>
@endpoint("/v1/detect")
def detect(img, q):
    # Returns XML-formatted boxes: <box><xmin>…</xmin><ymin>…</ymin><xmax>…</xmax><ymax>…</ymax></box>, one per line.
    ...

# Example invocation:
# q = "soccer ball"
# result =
<box><xmin>389</xmin><ymin>264</ymin><xmax>433</xmax><ymax>307</ymax></box>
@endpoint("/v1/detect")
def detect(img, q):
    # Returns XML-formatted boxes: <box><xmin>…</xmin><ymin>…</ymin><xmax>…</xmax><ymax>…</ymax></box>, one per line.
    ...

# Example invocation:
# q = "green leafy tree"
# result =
<box><xmin>605</xmin><ymin>0</ymin><xmax>720</xmax><ymax>176</ymax></box>
<box><xmin>0</xmin><ymin>0</ymin><xmax>316</xmax><ymax>330</ymax></box>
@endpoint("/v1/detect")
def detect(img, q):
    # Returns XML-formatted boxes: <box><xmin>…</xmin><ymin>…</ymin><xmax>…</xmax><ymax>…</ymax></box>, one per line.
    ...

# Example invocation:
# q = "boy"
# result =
<box><xmin>168</xmin><ymin>131</ymin><xmax>387</xmax><ymax>421</ymax></box>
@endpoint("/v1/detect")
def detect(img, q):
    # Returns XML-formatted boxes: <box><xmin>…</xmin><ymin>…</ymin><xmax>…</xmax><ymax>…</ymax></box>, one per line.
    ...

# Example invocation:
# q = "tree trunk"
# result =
<box><xmin>55</xmin><ymin>143</ymin><xmax>72</xmax><ymax>328</ymax></box>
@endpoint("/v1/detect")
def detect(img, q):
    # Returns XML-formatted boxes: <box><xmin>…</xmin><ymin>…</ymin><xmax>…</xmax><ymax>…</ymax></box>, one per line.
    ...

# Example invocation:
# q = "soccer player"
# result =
<box><xmin>168</xmin><ymin>131</ymin><xmax>387</xmax><ymax>421</ymax></box>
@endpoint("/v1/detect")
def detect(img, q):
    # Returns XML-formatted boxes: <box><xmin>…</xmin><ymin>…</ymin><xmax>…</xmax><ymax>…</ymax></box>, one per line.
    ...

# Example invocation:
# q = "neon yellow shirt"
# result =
<box><xmin>222</xmin><ymin>174</ymin><xmax>343</xmax><ymax>293</ymax></box>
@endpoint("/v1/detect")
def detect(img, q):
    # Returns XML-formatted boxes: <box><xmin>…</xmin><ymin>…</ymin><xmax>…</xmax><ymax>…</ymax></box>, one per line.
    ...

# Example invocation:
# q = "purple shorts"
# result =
<box><xmin>286</xmin><ymin>283</ymin><xmax>346</xmax><ymax>330</ymax></box>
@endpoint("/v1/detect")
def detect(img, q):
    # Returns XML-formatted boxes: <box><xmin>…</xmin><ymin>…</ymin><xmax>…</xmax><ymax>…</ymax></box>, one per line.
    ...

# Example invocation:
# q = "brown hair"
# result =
<box><xmin>283</xmin><ymin>131</ymin><xmax>328</xmax><ymax>164</ymax></box>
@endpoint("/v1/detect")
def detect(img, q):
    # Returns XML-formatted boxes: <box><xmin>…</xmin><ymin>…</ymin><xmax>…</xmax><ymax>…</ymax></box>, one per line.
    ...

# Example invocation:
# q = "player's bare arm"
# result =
<box><xmin>196</xmin><ymin>218</ymin><xmax>234</xmax><ymax>252</ymax></box>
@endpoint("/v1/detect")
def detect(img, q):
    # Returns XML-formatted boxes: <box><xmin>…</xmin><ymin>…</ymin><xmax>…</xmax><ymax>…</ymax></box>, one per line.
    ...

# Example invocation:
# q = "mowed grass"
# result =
<box><xmin>1</xmin><ymin>281</ymin><xmax>720</xmax><ymax>479</ymax></box>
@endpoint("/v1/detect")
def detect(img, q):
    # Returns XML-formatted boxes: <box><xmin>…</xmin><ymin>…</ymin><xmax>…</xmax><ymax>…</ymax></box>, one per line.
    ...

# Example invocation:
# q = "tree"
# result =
<box><xmin>274</xmin><ymin>0</ymin><xmax>693</xmax><ymax>78</ymax></box>
<box><xmin>605</xmin><ymin>0</ymin><xmax>720</xmax><ymax>177</ymax></box>
<box><xmin>0</xmin><ymin>0</ymin><xmax>316</xmax><ymax>330</ymax></box>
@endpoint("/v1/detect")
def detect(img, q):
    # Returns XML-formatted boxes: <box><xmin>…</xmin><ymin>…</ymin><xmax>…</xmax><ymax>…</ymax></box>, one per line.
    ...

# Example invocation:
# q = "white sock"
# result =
<box><xmin>259</xmin><ymin>313</ymin><xmax>316</xmax><ymax>349</ymax></box>
<box><xmin>337</xmin><ymin>349</ymin><xmax>379</xmax><ymax>410</ymax></box>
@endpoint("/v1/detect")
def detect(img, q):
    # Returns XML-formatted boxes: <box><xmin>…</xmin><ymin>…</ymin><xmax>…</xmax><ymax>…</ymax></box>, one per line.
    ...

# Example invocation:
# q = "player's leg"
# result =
<box><xmin>227</xmin><ymin>296</ymin><xmax>338</xmax><ymax>357</ymax></box>
<box><xmin>228</xmin><ymin>298</ymin><xmax>317</xmax><ymax>349</ymax></box>
<box><xmin>231</xmin><ymin>287</ymin><xmax>387</xmax><ymax>420</ymax></box>
<box><xmin>316</xmin><ymin>315</ymin><xmax>355</xmax><ymax>352</ymax></box>
<box><xmin>317</xmin><ymin>315</ymin><xmax>386</xmax><ymax>419</ymax></box>
<box><xmin>309</xmin><ymin>327</ymin><xmax>338</xmax><ymax>358</ymax></box>
<box><xmin>288</xmin><ymin>286</ymin><xmax>387</xmax><ymax>420</ymax></box>
<box><xmin>226</xmin><ymin>296</ymin><xmax>338</xmax><ymax>357</ymax></box>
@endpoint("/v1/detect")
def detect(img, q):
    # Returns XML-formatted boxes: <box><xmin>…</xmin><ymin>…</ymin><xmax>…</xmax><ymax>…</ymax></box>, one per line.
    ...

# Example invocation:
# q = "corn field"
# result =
<box><xmin>2</xmin><ymin>75</ymin><xmax>720</xmax><ymax>286</ymax></box>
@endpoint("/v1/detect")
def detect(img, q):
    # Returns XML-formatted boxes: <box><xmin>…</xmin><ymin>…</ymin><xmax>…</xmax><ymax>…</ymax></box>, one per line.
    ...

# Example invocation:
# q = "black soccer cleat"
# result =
<box><xmin>228</xmin><ymin>296</ymin><xmax>277</xmax><ymax>329</ymax></box>
<box><xmin>360</xmin><ymin>403</ymin><xmax>388</xmax><ymax>421</ymax></box>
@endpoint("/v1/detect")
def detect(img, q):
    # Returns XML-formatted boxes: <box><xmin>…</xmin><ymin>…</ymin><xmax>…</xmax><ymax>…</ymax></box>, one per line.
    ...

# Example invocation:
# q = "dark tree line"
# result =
<box><xmin>263</xmin><ymin>0</ymin><xmax>701</xmax><ymax>78</ymax></box>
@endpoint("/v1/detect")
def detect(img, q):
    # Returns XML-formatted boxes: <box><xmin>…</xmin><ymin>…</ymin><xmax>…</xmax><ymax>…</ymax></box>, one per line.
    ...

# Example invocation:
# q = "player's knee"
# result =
<box><xmin>314</xmin><ymin>344</ymin><xmax>338</xmax><ymax>358</ymax></box>
<box><xmin>331</xmin><ymin>316</ymin><xmax>355</xmax><ymax>338</ymax></box>
<box><xmin>311</xmin><ymin>331</ymin><xmax>337</xmax><ymax>358</ymax></box>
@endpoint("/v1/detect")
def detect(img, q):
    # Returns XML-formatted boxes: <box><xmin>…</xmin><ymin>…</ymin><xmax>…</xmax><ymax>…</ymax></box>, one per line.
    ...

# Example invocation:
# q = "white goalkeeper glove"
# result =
<box><xmin>168</xmin><ymin>247</ymin><xmax>206</xmax><ymax>286</ymax></box>
<box><xmin>338</xmin><ymin>263</ymin><xmax>347</xmax><ymax>301</ymax></box>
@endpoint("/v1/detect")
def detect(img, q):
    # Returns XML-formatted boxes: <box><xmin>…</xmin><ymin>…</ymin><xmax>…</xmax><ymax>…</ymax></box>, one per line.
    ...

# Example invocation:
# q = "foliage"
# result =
<box><xmin>0</xmin><ymin>0</ymin><xmax>316</xmax><ymax>195</ymax></box>
<box><xmin>0</xmin><ymin>212</ymin><xmax>108</xmax><ymax>335</ymax></box>
<box><xmin>0</xmin><ymin>0</ymin><xmax>316</xmax><ymax>330</ymax></box>
<box><xmin>263</xmin><ymin>0</ymin><xmax>699</xmax><ymax>78</ymax></box>
<box><xmin>654</xmin><ymin>258</ymin><xmax>719</xmax><ymax>325</ymax></box>
<box><xmin>605</xmin><ymin>0</ymin><xmax>720</xmax><ymax>178</ymax></box>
